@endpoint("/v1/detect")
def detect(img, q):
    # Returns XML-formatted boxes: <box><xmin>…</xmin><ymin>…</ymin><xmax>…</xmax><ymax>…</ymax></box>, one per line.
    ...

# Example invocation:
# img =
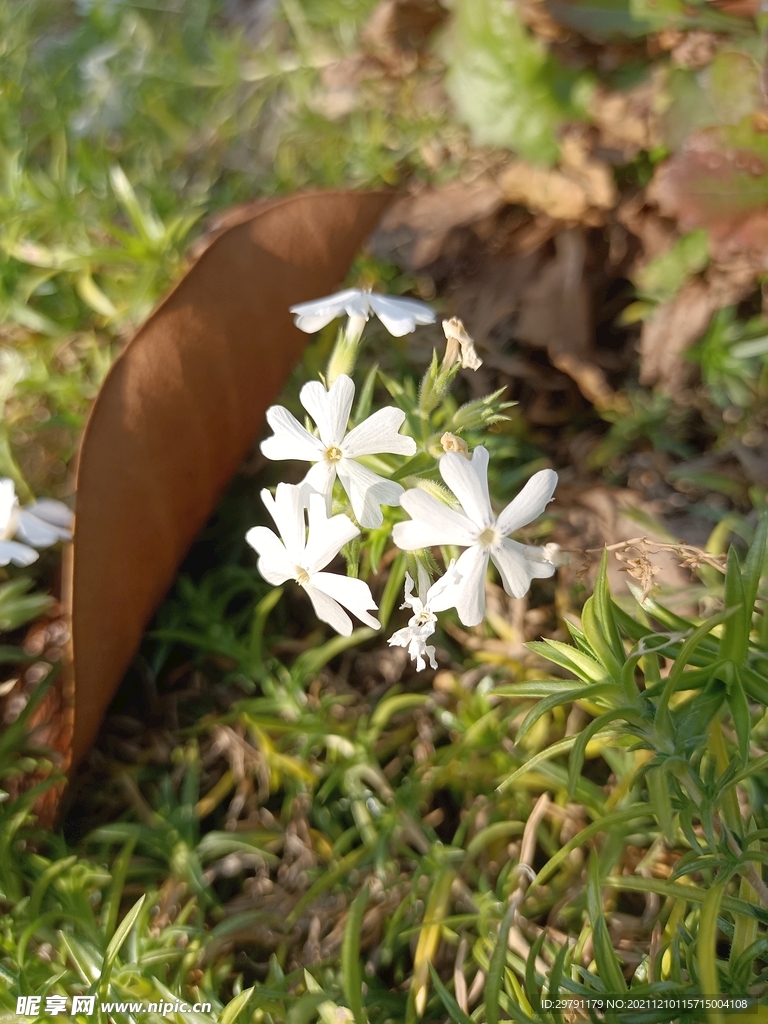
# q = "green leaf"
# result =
<box><xmin>221</xmin><ymin>987</ymin><xmax>256</xmax><ymax>1024</ymax></box>
<box><xmin>442</xmin><ymin>0</ymin><xmax>587</xmax><ymax>164</ymax></box>
<box><xmin>526</xmin><ymin>639</ymin><xmax>609</xmax><ymax>683</ymax></box>
<box><xmin>727</xmin><ymin>670</ymin><xmax>752</xmax><ymax>765</ymax></box>
<box><xmin>587</xmin><ymin>852</ymin><xmax>628</xmax><ymax>993</ymax></box>
<box><xmin>341</xmin><ymin>886</ymin><xmax>369</xmax><ymax>1024</ymax></box>
<box><xmin>697</xmin><ymin>879</ymin><xmax>727</xmax><ymax>1004</ymax></box>
<box><xmin>428</xmin><ymin>963</ymin><xmax>474</xmax><ymax>1024</ymax></box>
<box><xmin>581</xmin><ymin>595</ymin><xmax>625</xmax><ymax>686</ymax></box>
<box><xmin>634</xmin><ymin>229</ymin><xmax>709</xmax><ymax>302</ymax></box>
<box><xmin>101</xmin><ymin>895</ymin><xmax>146</xmax><ymax>989</ymax></box>
<box><xmin>390</xmin><ymin>451</ymin><xmax>435</xmax><ymax>482</ymax></box>
<box><xmin>648</xmin><ymin>764</ymin><xmax>675</xmax><ymax>843</ymax></box>
<box><xmin>742</xmin><ymin>514</ymin><xmax>767</xmax><ymax>624</ymax></box>
<box><xmin>498</xmin><ymin>734</ymin><xmax>577</xmax><ymax>791</ymax></box>
<box><xmin>568</xmin><ymin>706</ymin><xmax>641</xmax><ymax>799</ymax></box>
<box><xmin>485</xmin><ymin>902</ymin><xmax>515</xmax><ymax>1024</ymax></box>
<box><xmin>720</xmin><ymin>547</ymin><xmax>748</xmax><ymax>666</ymax></box>
<box><xmin>594</xmin><ymin>549</ymin><xmax>625</xmax><ymax>665</ymax></box>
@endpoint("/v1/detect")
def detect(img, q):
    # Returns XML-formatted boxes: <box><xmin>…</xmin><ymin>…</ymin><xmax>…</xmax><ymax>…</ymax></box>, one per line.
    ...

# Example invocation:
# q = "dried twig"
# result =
<box><xmin>572</xmin><ymin>537</ymin><xmax>727</xmax><ymax>597</ymax></box>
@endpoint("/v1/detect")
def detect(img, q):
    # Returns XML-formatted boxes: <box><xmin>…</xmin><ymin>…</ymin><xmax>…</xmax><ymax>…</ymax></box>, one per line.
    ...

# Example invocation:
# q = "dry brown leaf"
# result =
<box><xmin>372</xmin><ymin>177</ymin><xmax>505</xmax><ymax>269</ymax></box>
<box><xmin>500</xmin><ymin>133</ymin><xmax>617</xmax><ymax>223</ymax></box>
<box><xmin>639</xmin><ymin>258</ymin><xmax>756</xmax><ymax>390</ymax></box>
<box><xmin>362</xmin><ymin>0</ymin><xmax>447</xmax><ymax>60</ymax></box>
<box><xmin>61</xmin><ymin>190</ymin><xmax>391</xmax><ymax>771</ymax></box>
<box><xmin>638</xmin><ymin>278</ymin><xmax>714</xmax><ymax>390</ymax></box>
<box><xmin>589</xmin><ymin>79</ymin><xmax>661</xmax><ymax>161</ymax></box>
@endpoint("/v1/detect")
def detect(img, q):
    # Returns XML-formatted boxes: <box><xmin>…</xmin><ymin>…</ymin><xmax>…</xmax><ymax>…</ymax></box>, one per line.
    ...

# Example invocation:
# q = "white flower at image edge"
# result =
<box><xmin>0</xmin><ymin>478</ymin><xmax>73</xmax><ymax>567</ymax></box>
<box><xmin>246</xmin><ymin>483</ymin><xmax>380</xmax><ymax>637</ymax></box>
<box><xmin>289</xmin><ymin>288</ymin><xmax>436</xmax><ymax>337</ymax></box>
<box><xmin>392</xmin><ymin>448</ymin><xmax>558</xmax><ymax>627</ymax></box>
<box><xmin>388</xmin><ymin>562</ymin><xmax>460</xmax><ymax>671</ymax></box>
<box><xmin>260</xmin><ymin>374</ymin><xmax>416</xmax><ymax>529</ymax></box>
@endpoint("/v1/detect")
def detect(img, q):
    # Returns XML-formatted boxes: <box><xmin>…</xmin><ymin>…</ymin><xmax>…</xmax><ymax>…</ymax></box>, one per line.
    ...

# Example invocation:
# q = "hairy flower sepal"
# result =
<box><xmin>246</xmin><ymin>483</ymin><xmax>380</xmax><ymax>637</ymax></box>
<box><xmin>393</xmin><ymin>447</ymin><xmax>558</xmax><ymax>626</ymax></box>
<box><xmin>388</xmin><ymin>562</ymin><xmax>460</xmax><ymax>671</ymax></box>
<box><xmin>290</xmin><ymin>288</ymin><xmax>435</xmax><ymax>337</ymax></box>
<box><xmin>260</xmin><ymin>374</ymin><xmax>416</xmax><ymax>528</ymax></box>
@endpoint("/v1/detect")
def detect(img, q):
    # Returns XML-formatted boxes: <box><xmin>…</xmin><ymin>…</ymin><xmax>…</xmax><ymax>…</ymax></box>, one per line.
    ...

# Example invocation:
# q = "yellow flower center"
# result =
<box><xmin>295</xmin><ymin>567</ymin><xmax>310</xmax><ymax>586</ymax></box>
<box><xmin>478</xmin><ymin>527</ymin><xmax>497</xmax><ymax>547</ymax></box>
<box><xmin>326</xmin><ymin>446</ymin><xmax>343</xmax><ymax>462</ymax></box>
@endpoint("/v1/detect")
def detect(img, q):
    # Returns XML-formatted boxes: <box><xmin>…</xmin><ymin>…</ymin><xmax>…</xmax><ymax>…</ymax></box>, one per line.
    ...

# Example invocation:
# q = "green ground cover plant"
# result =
<box><xmin>2</xmin><ymin>1</ymin><xmax>768</xmax><ymax>1023</ymax></box>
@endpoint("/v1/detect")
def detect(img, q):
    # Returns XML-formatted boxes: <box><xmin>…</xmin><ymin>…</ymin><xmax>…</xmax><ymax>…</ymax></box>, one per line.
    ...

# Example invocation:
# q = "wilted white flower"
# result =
<box><xmin>290</xmin><ymin>288</ymin><xmax>436</xmax><ymax>337</ymax></box>
<box><xmin>442</xmin><ymin>317</ymin><xmax>482</xmax><ymax>370</ymax></box>
<box><xmin>388</xmin><ymin>562</ymin><xmax>459</xmax><ymax>671</ymax></box>
<box><xmin>260</xmin><ymin>374</ymin><xmax>416</xmax><ymax>529</ymax></box>
<box><xmin>246</xmin><ymin>483</ymin><xmax>380</xmax><ymax>637</ymax></box>
<box><xmin>392</xmin><ymin>448</ymin><xmax>558</xmax><ymax>626</ymax></box>
<box><xmin>440</xmin><ymin>432</ymin><xmax>469</xmax><ymax>457</ymax></box>
<box><xmin>0</xmin><ymin>478</ymin><xmax>73</xmax><ymax>567</ymax></box>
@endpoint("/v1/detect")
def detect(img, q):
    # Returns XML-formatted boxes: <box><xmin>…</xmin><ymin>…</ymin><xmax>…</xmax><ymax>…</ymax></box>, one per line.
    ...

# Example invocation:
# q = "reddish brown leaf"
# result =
<box><xmin>651</xmin><ymin>131</ymin><xmax>768</xmax><ymax>262</ymax></box>
<box><xmin>61</xmin><ymin>191</ymin><xmax>391</xmax><ymax>770</ymax></box>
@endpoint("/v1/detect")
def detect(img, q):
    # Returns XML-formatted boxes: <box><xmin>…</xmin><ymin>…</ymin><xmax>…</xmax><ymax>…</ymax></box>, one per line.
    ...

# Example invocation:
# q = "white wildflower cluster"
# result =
<box><xmin>246</xmin><ymin>288</ymin><xmax>561</xmax><ymax>663</ymax></box>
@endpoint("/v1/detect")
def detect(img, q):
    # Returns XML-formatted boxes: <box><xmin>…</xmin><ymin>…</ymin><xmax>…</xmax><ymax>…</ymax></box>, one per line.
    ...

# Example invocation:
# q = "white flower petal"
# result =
<box><xmin>393</xmin><ymin>489</ymin><xmax>477</xmax><ymax>549</ymax></box>
<box><xmin>300</xmin><ymin>375</ymin><xmax>355</xmax><ymax>448</ymax></box>
<box><xmin>425</xmin><ymin>559</ymin><xmax>463</xmax><ymax>613</ymax></box>
<box><xmin>0</xmin><ymin>479</ymin><xmax>17</xmax><ymax>534</ymax></box>
<box><xmin>413</xmin><ymin>640</ymin><xmax>437</xmax><ymax>671</ymax></box>
<box><xmin>342</xmin><ymin>407</ymin><xmax>417</xmax><ymax>459</ymax></box>
<box><xmin>303</xmin><ymin>459</ymin><xmax>337</xmax><ymax>514</ymax></box>
<box><xmin>309</xmin><ymin>571</ymin><xmax>380</xmax><ymax>630</ymax></box>
<box><xmin>336</xmin><ymin>459</ymin><xmax>403</xmax><ymax>529</ymax></box>
<box><xmin>389</xmin><ymin>627</ymin><xmax>437</xmax><ymax>671</ymax></box>
<box><xmin>304</xmin><ymin>493</ymin><xmax>359</xmax><ymax>573</ymax></box>
<box><xmin>0</xmin><ymin>539</ymin><xmax>39</xmax><ymax>567</ymax></box>
<box><xmin>450</xmin><ymin>544</ymin><xmax>489</xmax><ymax>627</ymax></box>
<box><xmin>491</xmin><ymin>538</ymin><xmax>556</xmax><ymax>599</ymax></box>
<box><xmin>400</xmin><ymin>571</ymin><xmax>419</xmax><ymax>613</ymax></box>
<box><xmin>246</xmin><ymin>526</ymin><xmax>296</xmax><ymax>585</ymax></box>
<box><xmin>439</xmin><ymin>446</ymin><xmax>493</xmax><ymax>530</ymax></box>
<box><xmin>303</xmin><ymin>583</ymin><xmax>354</xmax><ymax>635</ymax></box>
<box><xmin>289</xmin><ymin>288</ymin><xmax>366</xmax><ymax>332</ymax></box>
<box><xmin>264</xmin><ymin>483</ymin><xmax>307</xmax><ymax>562</ymax></box>
<box><xmin>23</xmin><ymin>499</ymin><xmax>73</xmax><ymax>530</ymax></box>
<box><xmin>261</xmin><ymin>406</ymin><xmax>324</xmax><ymax>463</ymax></box>
<box><xmin>343</xmin><ymin>293</ymin><xmax>372</xmax><ymax>318</ymax></box>
<box><xmin>293</xmin><ymin>311</ymin><xmax>340</xmax><ymax>333</ymax></box>
<box><xmin>14</xmin><ymin>510</ymin><xmax>69</xmax><ymax>547</ymax></box>
<box><xmin>496</xmin><ymin>469</ymin><xmax>558</xmax><ymax>536</ymax></box>
<box><xmin>368</xmin><ymin>294</ymin><xmax>436</xmax><ymax>336</ymax></box>
<box><xmin>388</xmin><ymin>625</ymin><xmax>415</xmax><ymax>648</ymax></box>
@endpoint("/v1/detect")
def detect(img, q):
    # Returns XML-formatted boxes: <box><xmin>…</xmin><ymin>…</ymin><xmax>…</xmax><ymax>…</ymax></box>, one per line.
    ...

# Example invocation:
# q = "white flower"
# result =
<box><xmin>246</xmin><ymin>483</ymin><xmax>380</xmax><ymax>637</ymax></box>
<box><xmin>392</xmin><ymin>448</ymin><xmax>558</xmax><ymax>626</ymax></box>
<box><xmin>0</xmin><ymin>478</ymin><xmax>73</xmax><ymax>568</ymax></box>
<box><xmin>289</xmin><ymin>288</ymin><xmax>436</xmax><ymax>337</ymax></box>
<box><xmin>260</xmin><ymin>374</ymin><xmax>416</xmax><ymax>529</ymax></box>
<box><xmin>388</xmin><ymin>562</ymin><xmax>459</xmax><ymax>671</ymax></box>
